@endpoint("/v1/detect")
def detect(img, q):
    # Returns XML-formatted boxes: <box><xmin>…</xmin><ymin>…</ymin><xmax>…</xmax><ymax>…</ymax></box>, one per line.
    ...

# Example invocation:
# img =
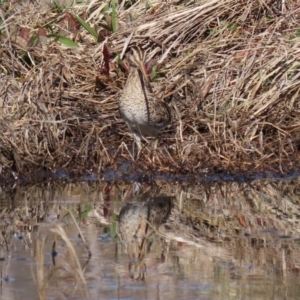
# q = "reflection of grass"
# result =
<box><xmin>77</xmin><ymin>203</ymin><xmax>93</xmax><ymax>223</ymax></box>
<box><xmin>33</xmin><ymin>238</ymin><xmax>47</xmax><ymax>300</ymax></box>
<box><xmin>110</xmin><ymin>213</ymin><xmax>118</xmax><ymax>239</ymax></box>
<box><xmin>4</xmin><ymin>180</ymin><xmax>300</xmax><ymax>299</ymax></box>
<box><xmin>33</xmin><ymin>211</ymin><xmax>91</xmax><ymax>300</ymax></box>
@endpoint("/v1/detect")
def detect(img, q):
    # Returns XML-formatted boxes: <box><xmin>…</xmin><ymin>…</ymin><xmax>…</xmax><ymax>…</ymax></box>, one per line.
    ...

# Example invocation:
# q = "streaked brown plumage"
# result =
<box><xmin>119</xmin><ymin>47</ymin><xmax>171</xmax><ymax>152</ymax></box>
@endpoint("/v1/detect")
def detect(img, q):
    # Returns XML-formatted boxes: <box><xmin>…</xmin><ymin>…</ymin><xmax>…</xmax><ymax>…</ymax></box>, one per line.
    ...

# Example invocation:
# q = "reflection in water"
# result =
<box><xmin>118</xmin><ymin>196</ymin><xmax>172</xmax><ymax>280</ymax></box>
<box><xmin>0</xmin><ymin>180</ymin><xmax>300</xmax><ymax>299</ymax></box>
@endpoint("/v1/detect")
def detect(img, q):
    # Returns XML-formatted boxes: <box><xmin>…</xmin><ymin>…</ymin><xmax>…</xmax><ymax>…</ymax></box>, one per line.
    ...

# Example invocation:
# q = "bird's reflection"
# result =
<box><xmin>118</xmin><ymin>195</ymin><xmax>172</xmax><ymax>280</ymax></box>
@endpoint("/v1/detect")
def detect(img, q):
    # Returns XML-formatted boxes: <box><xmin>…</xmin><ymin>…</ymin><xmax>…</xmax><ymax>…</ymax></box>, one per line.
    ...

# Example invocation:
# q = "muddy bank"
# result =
<box><xmin>2</xmin><ymin>166</ymin><xmax>300</xmax><ymax>188</ymax></box>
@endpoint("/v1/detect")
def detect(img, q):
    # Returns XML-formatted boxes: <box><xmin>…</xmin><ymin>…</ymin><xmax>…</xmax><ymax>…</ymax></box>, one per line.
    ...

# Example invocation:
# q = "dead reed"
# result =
<box><xmin>1</xmin><ymin>0</ymin><xmax>300</xmax><ymax>179</ymax></box>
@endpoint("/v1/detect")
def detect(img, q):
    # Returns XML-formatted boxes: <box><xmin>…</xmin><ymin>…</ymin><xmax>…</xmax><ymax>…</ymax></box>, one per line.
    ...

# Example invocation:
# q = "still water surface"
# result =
<box><xmin>0</xmin><ymin>180</ymin><xmax>300</xmax><ymax>299</ymax></box>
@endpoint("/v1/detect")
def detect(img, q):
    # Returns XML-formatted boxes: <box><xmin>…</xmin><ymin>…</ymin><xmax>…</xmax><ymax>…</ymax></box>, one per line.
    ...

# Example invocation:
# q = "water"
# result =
<box><xmin>0</xmin><ymin>179</ymin><xmax>300</xmax><ymax>299</ymax></box>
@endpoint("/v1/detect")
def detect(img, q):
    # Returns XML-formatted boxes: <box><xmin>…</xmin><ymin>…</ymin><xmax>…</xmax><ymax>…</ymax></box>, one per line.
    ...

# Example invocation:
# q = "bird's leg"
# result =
<box><xmin>152</xmin><ymin>138</ymin><xmax>158</xmax><ymax>151</ymax></box>
<box><xmin>151</xmin><ymin>138</ymin><xmax>159</xmax><ymax>164</ymax></box>
<box><xmin>133</xmin><ymin>133</ymin><xmax>143</xmax><ymax>159</ymax></box>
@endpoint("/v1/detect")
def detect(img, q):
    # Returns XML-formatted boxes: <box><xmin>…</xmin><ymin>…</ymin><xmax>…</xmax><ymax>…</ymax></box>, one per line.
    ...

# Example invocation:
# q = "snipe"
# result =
<box><xmin>119</xmin><ymin>47</ymin><xmax>171</xmax><ymax>154</ymax></box>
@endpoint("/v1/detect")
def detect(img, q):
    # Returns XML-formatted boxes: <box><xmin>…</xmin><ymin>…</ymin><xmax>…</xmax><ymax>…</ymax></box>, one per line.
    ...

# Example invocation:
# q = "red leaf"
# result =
<box><xmin>97</xmin><ymin>28</ymin><xmax>111</xmax><ymax>43</ymax></box>
<box><xmin>64</xmin><ymin>12</ymin><xmax>80</xmax><ymax>40</ymax></box>
<box><xmin>37</xmin><ymin>27</ymin><xmax>47</xmax><ymax>37</ymax></box>
<box><xmin>19</xmin><ymin>27</ymin><xmax>30</xmax><ymax>41</ymax></box>
<box><xmin>79</xmin><ymin>12</ymin><xmax>88</xmax><ymax>20</ymax></box>
<box><xmin>237</xmin><ymin>215</ymin><xmax>247</xmax><ymax>227</ymax></box>
<box><xmin>102</xmin><ymin>43</ymin><xmax>111</xmax><ymax>76</ymax></box>
<box><xmin>144</xmin><ymin>59</ymin><xmax>156</xmax><ymax>76</ymax></box>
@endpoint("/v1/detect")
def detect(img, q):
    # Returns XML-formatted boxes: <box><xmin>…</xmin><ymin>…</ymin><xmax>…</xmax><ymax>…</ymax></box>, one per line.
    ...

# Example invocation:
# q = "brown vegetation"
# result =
<box><xmin>1</xmin><ymin>0</ymin><xmax>300</xmax><ymax>180</ymax></box>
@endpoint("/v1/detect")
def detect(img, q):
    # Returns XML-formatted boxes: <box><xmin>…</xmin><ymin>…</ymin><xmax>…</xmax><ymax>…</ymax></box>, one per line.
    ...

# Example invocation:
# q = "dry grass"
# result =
<box><xmin>1</xmin><ymin>0</ymin><xmax>300</xmax><ymax>179</ymax></box>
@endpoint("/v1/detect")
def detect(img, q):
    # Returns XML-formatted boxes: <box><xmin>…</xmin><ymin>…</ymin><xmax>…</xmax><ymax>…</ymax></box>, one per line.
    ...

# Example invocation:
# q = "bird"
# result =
<box><xmin>118</xmin><ymin>47</ymin><xmax>171</xmax><ymax>155</ymax></box>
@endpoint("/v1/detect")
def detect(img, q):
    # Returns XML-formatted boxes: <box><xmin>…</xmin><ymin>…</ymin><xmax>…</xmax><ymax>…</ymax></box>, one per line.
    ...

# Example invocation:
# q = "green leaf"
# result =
<box><xmin>49</xmin><ymin>35</ymin><xmax>79</xmax><ymax>47</ymax></box>
<box><xmin>77</xmin><ymin>204</ymin><xmax>93</xmax><ymax>222</ymax></box>
<box><xmin>146</xmin><ymin>0</ymin><xmax>153</xmax><ymax>9</ymax></box>
<box><xmin>53</xmin><ymin>0</ymin><xmax>65</xmax><ymax>12</ymax></box>
<box><xmin>228</xmin><ymin>23</ymin><xmax>238</xmax><ymax>31</ymax></box>
<box><xmin>111</xmin><ymin>0</ymin><xmax>118</xmax><ymax>33</ymax></box>
<box><xmin>102</xmin><ymin>3</ymin><xmax>110</xmax><ymax>13</ymax></box>
<box><xmin>28</xmin><ymin>34</ymin><xmax>40</xmax><ymax>48</ymax></box>
<box><xmin>73</xmin><ymin>14</ymin><xmax>98</xmax><ymax>41</ymax></box>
